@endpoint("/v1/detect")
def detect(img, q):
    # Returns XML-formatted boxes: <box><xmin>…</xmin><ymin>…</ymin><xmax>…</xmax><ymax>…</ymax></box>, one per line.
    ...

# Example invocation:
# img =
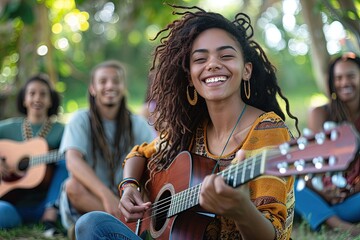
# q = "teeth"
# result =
<box><xmin>205</xmin><ymin>76</ymin><xmax>227</xmax><ymax>83</ymax></box>
<box><xmin>105</xmin><ymin>92</ymin><xmax>117</xmax><ymax>96</ymax></box>
<box><xmin>340</xmin><ymin>87</ymin><xmax>353</xmax><ymax>94</ymax></box>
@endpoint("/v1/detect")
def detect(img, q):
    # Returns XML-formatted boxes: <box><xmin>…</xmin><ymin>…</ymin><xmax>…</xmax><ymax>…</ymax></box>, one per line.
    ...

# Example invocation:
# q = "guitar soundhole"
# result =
<box><xmin>153</xmin><ymin>189</ymin><xmax>171</xmax><ymax>231</ymax></box>
<box><xmin>18</xmin><ymin>158</ymin><xmax>30</xmax><ymax>171</ymax></box>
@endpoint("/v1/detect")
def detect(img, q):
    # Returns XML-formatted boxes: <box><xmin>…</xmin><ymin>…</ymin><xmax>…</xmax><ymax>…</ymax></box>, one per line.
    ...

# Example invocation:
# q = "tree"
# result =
<box><xmin>0</xmin><ymin>0</ymin><xmax>358</xmax><ymax>121</ymax></box>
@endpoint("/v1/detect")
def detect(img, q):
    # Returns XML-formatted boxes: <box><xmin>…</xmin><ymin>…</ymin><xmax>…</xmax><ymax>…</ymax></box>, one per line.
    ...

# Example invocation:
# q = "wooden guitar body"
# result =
<box><xmin>124</xmin><ymin>152</ymin><xmax>218</xmax><ymax>239</ymax></box>
<box><xmin>0</xmin><ymin>138</ymin><xmax>55</xmax><ymax>202</ymax></box>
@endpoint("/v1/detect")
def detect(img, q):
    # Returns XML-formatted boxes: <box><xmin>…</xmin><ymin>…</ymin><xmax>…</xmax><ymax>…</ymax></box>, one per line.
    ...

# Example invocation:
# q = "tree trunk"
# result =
<box><xmin>37</xmin><ymin>3</ymin><xmax>58</xmax><ymax>86</ymax></box>
<box><xmin>300</xmin><ymin>0</ymin><xmax>330</xmax><ymax>94</ymax></box>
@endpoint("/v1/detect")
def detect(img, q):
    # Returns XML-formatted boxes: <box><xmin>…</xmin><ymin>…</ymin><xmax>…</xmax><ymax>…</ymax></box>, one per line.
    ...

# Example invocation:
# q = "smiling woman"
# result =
<box><xmin>295</xmin><ymin>52</ymin><xmax>360</xmax><ymax>237</ymax></box>
<box><xmin>75</xmin><ymin>4</ymin><xmax>300</xmax><ymax>240</ymax></box>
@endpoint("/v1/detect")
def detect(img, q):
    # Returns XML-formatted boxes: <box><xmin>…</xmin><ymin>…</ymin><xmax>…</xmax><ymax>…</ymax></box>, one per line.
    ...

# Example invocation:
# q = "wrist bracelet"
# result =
<box><xmin>118</xmin><ymin>177</ymin><xmax>140</xmax><ymax>194</ymax></box>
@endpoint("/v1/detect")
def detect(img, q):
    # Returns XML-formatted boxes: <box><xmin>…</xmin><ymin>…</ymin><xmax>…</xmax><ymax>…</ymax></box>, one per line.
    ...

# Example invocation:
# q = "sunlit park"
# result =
<box><xmin>0</xmin><ymin>0</ymin><xmax>359</xmax><ymax>239</ymax></box>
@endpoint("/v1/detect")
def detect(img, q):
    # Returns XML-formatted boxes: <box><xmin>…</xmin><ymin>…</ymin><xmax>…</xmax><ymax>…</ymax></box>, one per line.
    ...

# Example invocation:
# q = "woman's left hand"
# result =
<box><xmin>199</xmin><ymin>150</ymin><xmax>251</xmax><ymax>220</ymax></box>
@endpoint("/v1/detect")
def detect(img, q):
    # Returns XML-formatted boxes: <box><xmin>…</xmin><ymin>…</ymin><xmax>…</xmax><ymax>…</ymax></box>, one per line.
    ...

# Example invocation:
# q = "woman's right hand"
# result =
<box><xmin>119</xmin><ymin>186</ymin><xmax>151</xmax><ymax>222</ymax></box>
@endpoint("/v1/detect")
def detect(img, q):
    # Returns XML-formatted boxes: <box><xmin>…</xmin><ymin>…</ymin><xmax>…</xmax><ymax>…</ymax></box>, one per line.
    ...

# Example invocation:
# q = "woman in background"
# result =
<box><xmin>0</xmin><ymin>74</ymin><xmax>68</xmax><ymax>237</ymax></box>
<box><xmin>295</xmin><ymin>52</ymin><xmax>360</xmax><ymax>236</ymax></box>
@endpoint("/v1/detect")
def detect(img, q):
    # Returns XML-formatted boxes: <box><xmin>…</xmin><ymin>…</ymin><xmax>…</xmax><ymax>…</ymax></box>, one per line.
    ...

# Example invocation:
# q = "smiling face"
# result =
<box><xmin>189</xmin><ymin>28</ymin><xmax>252</xmax><ymax>103</ymax></box>
<box><xmin>23</xmin><ymin>81</ymin><xmax>52</xmax><ymax>118</ymax></box>
<box><xmin>89</xmin><ymin>66</ymin><xmax>126</xmax><ymax>108</ymax></box>
<box><xmin>333</xmin><ymin>60</ymin><xmax>360</xmax><ymax>104</ymax></box>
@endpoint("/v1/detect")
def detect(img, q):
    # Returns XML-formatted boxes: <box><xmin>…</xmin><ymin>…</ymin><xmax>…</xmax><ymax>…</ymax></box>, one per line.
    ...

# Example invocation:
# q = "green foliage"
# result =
<box><xmin>0</xmin><ymin>0</ymin><xmax>359</xmax><ymax>119</ymax></box>
<box><xmin>0</xmin><ymin>0</ymin><xmax>35</xmax><ymax>24</ymax></box>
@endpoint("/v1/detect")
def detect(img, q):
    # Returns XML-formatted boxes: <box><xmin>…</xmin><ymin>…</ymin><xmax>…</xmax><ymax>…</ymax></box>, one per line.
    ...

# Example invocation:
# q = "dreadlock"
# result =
<box><xmin>328</xmin><ymin>52</ymin><xmax>360</xmax><ymax>124</ymax></box>
<box><xmin>89</xmin><ymin>60</ymin><xmax>134</xmax><ymax>188</ymax></box>
<box><xmin>147</xmin><ymin>4</ymin><xmax>300</xmax><ymax>177</ymax></box>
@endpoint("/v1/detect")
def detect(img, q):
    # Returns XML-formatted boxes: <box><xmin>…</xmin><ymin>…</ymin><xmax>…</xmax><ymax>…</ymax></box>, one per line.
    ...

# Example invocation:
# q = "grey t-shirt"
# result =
<box><xmin>60</xmin><ymin>109</ymin><xmax>155</xmax><ymax>193</ymax></box>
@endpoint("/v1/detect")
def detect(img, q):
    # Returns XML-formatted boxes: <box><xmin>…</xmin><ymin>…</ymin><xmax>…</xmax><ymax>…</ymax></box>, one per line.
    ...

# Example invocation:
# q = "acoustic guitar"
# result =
<box><xmin>121</xmin><ymin>123</ymin><xmax>359</xmax><ymax>239</ymax></box>
<box><xmin>0</xmin><ymin>138</ymin><xmax>64</xmax><ymax>201</ymax></box>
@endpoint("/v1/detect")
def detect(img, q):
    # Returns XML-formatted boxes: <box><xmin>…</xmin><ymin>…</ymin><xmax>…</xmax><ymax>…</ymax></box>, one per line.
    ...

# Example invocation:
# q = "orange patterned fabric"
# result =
<box><xmin>124</xmin><ymin>112</ymin><xmax>295</xmax><ymax>239</ymax></box>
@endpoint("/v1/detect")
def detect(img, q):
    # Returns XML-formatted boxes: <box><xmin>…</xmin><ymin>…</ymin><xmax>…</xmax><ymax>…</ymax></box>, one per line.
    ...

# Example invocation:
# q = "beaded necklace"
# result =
<box><xmin>22</xmin><ymin>118</ymin><xmax>53</xmax><ymax>140</ymax></box>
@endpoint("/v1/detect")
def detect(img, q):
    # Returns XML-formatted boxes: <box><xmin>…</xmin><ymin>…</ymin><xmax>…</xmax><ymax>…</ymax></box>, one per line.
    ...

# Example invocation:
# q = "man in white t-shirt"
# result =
<box><xmin>58</xmin><ymin>60</ymin><xmax>155</xmax><ymax>238</ymax></box>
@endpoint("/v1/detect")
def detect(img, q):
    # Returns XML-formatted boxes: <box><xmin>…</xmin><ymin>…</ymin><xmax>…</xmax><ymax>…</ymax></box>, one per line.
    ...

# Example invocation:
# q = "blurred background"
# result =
<box><xmin>0</xmin><ymin>0</ymin><xmax>359</xmax><ymax>133</ymax></box>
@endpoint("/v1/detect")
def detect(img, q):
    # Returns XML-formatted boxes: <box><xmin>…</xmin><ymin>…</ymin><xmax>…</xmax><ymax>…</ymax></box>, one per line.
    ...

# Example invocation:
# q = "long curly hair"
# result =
<box><xmin>148</xmin><ymin>4</ymin><xmax>299</xmax><ymax>174</ymax></box>
<box><xmin>328</xmin><ymin>52</ymin><xmax>360</xmax><ymax>124</ymax></box>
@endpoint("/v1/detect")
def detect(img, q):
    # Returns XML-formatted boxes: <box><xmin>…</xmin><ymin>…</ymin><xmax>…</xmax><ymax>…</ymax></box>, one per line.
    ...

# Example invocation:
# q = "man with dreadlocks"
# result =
<box><xmin>75</xmin><ymin>5</ymin><xmax>299</xmax><ymax>240</ymax></box>
<box><xmin>58</xmin><ymin>60</ymin><xmax>155</xmax><ymax>237</ymax></box>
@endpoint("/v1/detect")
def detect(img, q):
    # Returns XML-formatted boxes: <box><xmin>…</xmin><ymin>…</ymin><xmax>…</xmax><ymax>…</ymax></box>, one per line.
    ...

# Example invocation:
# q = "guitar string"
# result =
<box><xmin>141</xmin><ymin>149</ymin><xmax>272</xmax><ymax>221</ymax></box>
<box><xmin>142</xmin><ymin>137</ymin><xmax>342</xmax><ymax>222</ymax></box>
<box><xmin>140</xmin><ymin>156</ymin><xmax>259</xmax><ymax>222</ymax></box>
<box><xmin>138</xmin><ymin>104</ymin><xmax>252</xmax><ymax>223</ymax></box>
<box><xmin>139</xmin><ymin>148</ymin><xmax>286</xmax><ymax>222</ymax></box>
<box><xmin>141</xmin><ymin>149</ymin><xmax>294</xmax><ymax>221</ymax></box>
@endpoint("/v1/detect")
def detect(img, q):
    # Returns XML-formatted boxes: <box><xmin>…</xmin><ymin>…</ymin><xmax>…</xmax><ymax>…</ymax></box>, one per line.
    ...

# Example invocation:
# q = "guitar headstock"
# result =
<box><xmin>264</xmin><ymin>123</ymin><xmax>359</xmax><ymax>178</ymax></box>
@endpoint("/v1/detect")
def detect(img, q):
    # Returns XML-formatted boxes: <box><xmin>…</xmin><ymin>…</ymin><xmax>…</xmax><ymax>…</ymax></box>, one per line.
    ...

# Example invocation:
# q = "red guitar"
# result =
<box><xmin>0</xmin><ymin>138</ymin><xmax>64</xmax><ymax>201</ymax></box>
<box><xmin>122</xmin><ymin>123</ymin><xmax>359</xmax><ymax>239</ymax></box>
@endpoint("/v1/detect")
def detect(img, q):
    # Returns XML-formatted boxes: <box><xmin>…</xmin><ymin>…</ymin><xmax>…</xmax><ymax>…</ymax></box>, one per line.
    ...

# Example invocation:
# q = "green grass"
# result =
<box><xmin>0</xmin><ymin>223</ymin><xmax>67</xmax><ymax>240</ymax></box>
<box><xmin>291</xmin><ymin>218</ymin><xmax>360</xmax><ymax>240</ymax></box>
<box><xmin>1</xmin><ymin>220</ymin><xmax>359</xmax><ymax>240</ymax></box>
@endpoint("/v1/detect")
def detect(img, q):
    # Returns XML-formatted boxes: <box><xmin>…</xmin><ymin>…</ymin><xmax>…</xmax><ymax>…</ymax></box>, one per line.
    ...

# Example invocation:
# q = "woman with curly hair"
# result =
<box><xmin>76</xmin><ymin>4</ymin><xmax>299</xmax><ymax>240</ymax></box>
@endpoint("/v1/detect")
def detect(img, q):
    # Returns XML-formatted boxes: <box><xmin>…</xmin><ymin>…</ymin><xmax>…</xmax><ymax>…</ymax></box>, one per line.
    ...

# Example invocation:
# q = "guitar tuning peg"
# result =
<box><xmin>331</xmin><ymin>172</ymin><xmax>347</xmax><ymax>188</ymax></box>
<box><xmin>296</xmin><ymin>136</ymin><xmax>308</xmax><ymax>150</ymax></box>
<box><xmin>302</xmin><ymin>128</ymin><xmax>313</xmax><ymax>137</ymax></box>
<box><xmin>296</xmin><ymin>177</ymin><xmax>306</xmax><ymax>191</ymax></box>
<box><xmin>312</xmin><ymin>156</ymin><xmax>324</xmax><ymax>169</ymax></box>
<box><xmin>328</xmin><ymin>156</ymin><xmax>336</xmax><ymax>166</ymax></box>
<box><xmin>279</xmin><ymin>142</ymin><xmax>290</xmax><ymax>155</ymax></box>
<box><xmin>311</xmin><ymin>175</ymin><xmax>324</xmax><ymax>191</ymax></box>
<box><xmin>294</xmin><ymin>159</ymin><xmax>305</xmax><ymax>172</ymax></box>
<box><xmin>276</xmin><ymin>162</ymin><xmax>288</xmax><ymax>174</ymax></box>
<box><xmin>315</xmin><ymin>132</ymin><xmax>326</xmax><ymax>145</ymax></box>
<box><xmin>330</xmin><ymin>128</ymin><xmax>338</xmax><ymax>141</ymax></box>
<box><xmin>323</xmin><ymin>121</ymin><xmax>337</xmax><ymax>131</ymax></box>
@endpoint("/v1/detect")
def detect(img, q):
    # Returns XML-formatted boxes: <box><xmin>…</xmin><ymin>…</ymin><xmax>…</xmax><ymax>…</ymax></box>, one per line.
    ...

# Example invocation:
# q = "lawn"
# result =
<box><xmin>1</xmin><ymin>219</ymin><xmax>359</xmax><ymax>240</ymax></box>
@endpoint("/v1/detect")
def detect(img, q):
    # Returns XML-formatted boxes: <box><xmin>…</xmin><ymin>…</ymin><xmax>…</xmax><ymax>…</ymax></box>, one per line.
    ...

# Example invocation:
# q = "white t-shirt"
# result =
<box><xmin>60</xmin><ymin>109</ymin><xmax>155</xmax><ymax>193</ymax></box>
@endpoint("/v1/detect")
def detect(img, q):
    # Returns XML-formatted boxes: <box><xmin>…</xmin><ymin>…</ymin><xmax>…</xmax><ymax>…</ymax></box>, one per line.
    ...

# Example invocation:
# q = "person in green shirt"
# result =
<box><xmin>0</xmin><ymin>73</ymin><xmax>68</xmax><ymax>237</ymax></box>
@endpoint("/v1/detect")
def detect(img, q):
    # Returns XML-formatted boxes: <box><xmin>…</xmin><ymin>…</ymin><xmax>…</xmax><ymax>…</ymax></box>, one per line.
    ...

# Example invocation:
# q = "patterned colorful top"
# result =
<box><xmin>124</xmin><ymin>112</ymin><xmax>295</xmax><ymax>240</ymax></box>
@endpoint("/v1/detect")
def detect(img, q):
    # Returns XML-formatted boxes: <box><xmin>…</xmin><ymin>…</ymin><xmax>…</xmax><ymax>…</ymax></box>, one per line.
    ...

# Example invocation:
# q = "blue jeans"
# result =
<box><xmin>0</xmin><ymin>160</ymin><xmax>68</xmax><ymax>228</ymax></box>
<box><xmin>76</xmin><ymin>211</ymin><xmax>142</xmax><ymax>240</ymax></box>
<box><xmin>294</xmin><ymin>179</ymin><xmax>360</xmax><ymax>231</ymax></box>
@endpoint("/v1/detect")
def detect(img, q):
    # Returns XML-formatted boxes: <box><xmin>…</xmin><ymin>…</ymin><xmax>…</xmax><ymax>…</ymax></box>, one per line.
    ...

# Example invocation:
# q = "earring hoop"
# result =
<box><xmin>244</xmin><ymin>80</ymin><xmax>251</xmax><ymax>99</ymax></box>
<box><xmin>187</xmin><ymin>85</ymin><xmax>198</xmax><ymax>106</ymax></box>
<box><xmin>331</xmin><ymin>92</ymin><xmax>337</xmax><ymax>100</ymax></box>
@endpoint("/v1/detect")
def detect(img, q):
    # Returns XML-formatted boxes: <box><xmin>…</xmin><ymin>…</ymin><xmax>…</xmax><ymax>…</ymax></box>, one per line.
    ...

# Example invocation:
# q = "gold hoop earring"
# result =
<box><xmin>187</xmin><ymin>85</ymin><xmax>198</xmax><ymax>106</ymax></box>
<box><xmin>244</xmin><ymin>80</ymin><xmax>251</xmax><ymax>99</ymax></box>
<box><xmin>331</xmin><ymin>92</ymin><xmax>337</xmax><ymax>100</ymax></box>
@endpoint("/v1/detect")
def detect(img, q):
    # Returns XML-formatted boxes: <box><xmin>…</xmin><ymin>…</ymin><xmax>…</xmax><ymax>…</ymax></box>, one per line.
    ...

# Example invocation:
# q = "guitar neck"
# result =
<box><xmin>29</xmin><ymin>150</ymin><xmax>64</xmax><ymax>167</ymax></box>
<box><xmin>168</xmin><ymin>152</ymin><xmax>266</xmax><ymax>217</ymax></box>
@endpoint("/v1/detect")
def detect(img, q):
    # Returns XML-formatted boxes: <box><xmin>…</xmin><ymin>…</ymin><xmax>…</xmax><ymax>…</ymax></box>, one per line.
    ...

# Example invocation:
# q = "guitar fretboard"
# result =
<box><xmin>167</xmin><ymin>152</ymin><xmax>267</xmax><ymax>217</ymax></box>
<box><xmin>29</xmin><ymin>150</ymin><xmax>64</xmax><ymax>167</ymax></box>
